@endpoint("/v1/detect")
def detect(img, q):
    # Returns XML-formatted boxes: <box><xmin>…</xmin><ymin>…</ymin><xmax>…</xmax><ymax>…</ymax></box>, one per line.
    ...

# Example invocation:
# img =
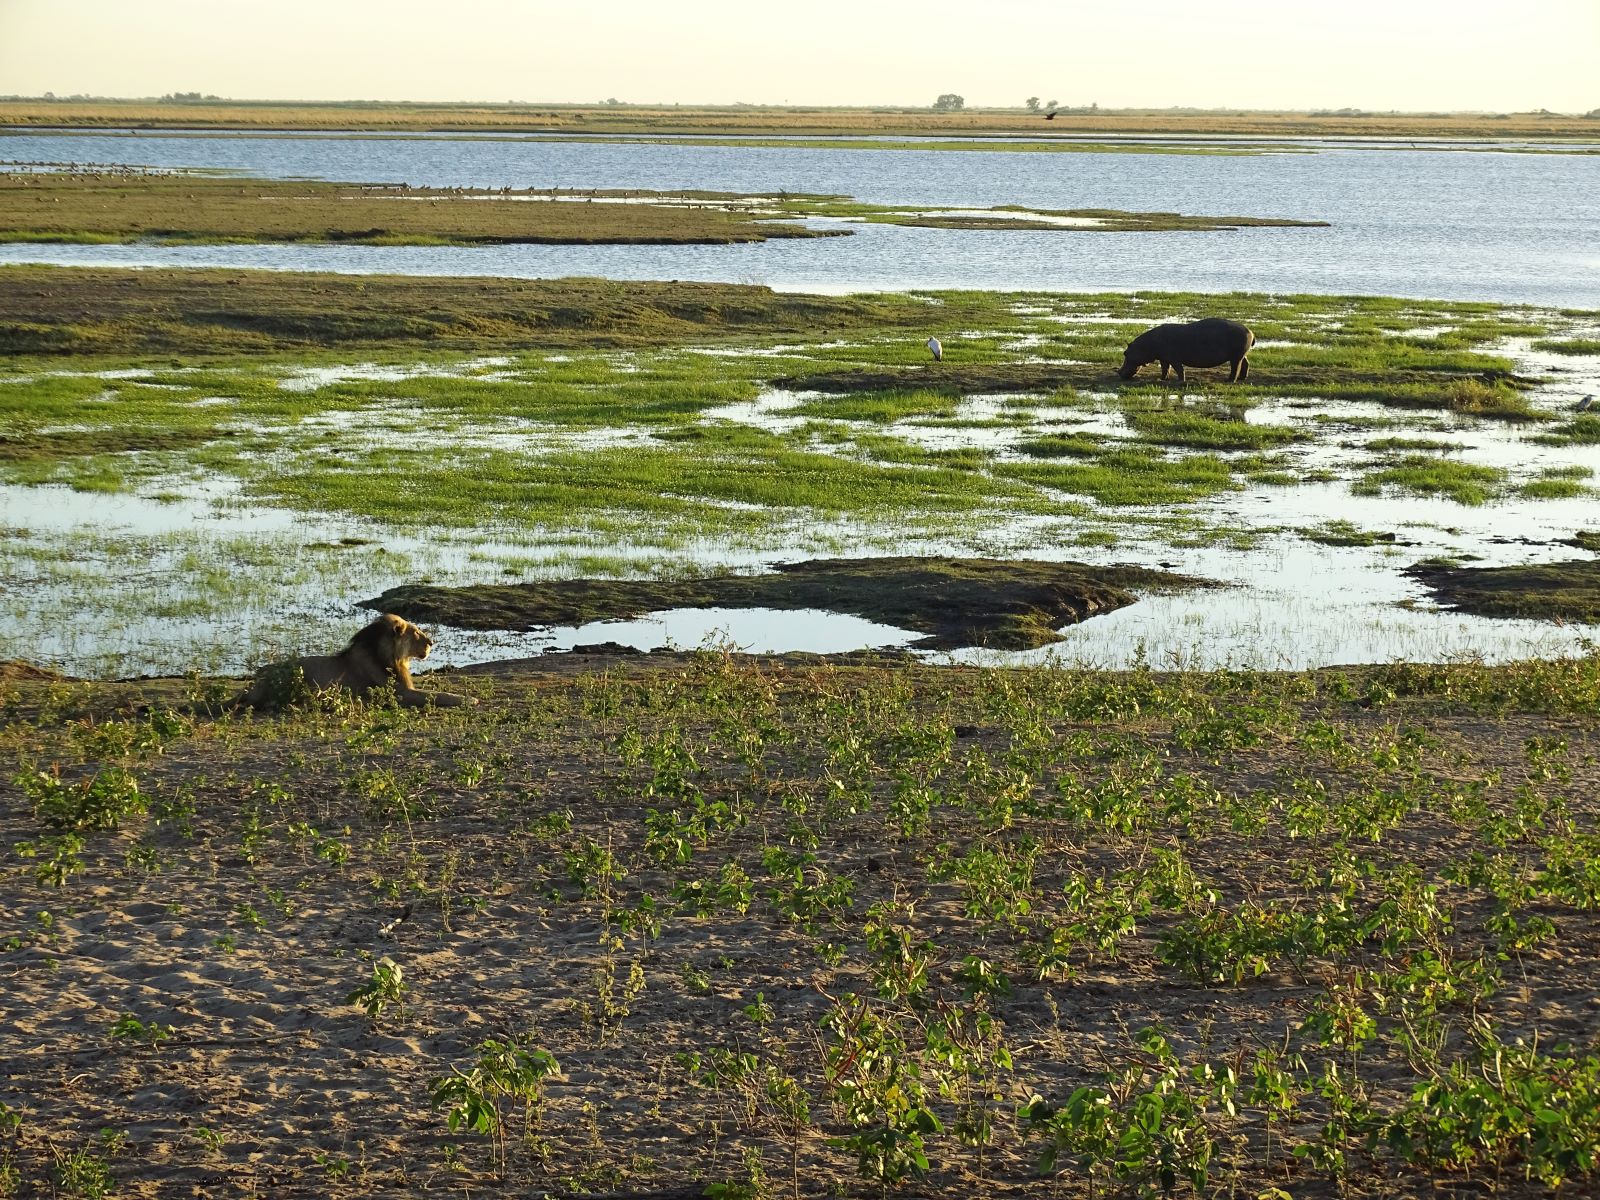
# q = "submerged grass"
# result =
<box><xmin>254</xmin><ymin>440</ymin><xmax>1031</xmax><ymax>535</ymax></box>
<box><xmin>1532</xmin><ymin>414</ymin><xmax>1600</xmax><ymax>446</ymax></box>
<box><xmin>790</xmin><ymin>389</ymin><xmax>963</xmax><ymax>423</ymax></box>
<box><xmin>1531</xmin><ymin>338</ymin><xmax>1600</xmax><ymax>355</ymax></box>
<box><xmin>1297</xmin><ymin>520</ymin><xmax>1400</xmax><ymax>547</ymax></box>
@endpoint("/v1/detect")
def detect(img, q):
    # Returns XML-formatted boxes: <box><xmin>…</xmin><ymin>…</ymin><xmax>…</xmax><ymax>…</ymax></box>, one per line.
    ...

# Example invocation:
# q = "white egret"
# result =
<box><xmin>926</xmin><ymin>337</ymin><xmax>943</xmax><ymax>362</ymax></box>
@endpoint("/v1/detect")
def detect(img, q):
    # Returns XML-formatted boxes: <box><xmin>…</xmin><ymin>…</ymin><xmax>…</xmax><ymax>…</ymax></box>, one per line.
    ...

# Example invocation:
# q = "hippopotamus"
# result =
<box><xmin>1117</xmin><ymin>318</ymin><xmax>1255</xmax><ymax>383</ymax></box>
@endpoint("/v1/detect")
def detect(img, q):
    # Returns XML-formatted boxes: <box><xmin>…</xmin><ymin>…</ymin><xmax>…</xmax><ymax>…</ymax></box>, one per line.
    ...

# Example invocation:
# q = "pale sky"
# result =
<box><xmin>2</xmin><ymin>0</ymin><xmax>1596</xmax><ymax>113</ymax></box>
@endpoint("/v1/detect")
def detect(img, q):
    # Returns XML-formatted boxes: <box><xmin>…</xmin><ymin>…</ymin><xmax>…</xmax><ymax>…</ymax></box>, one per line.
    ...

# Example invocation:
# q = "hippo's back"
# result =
<box><xmin>1176</xmin><ymin>318</ymin><xmax>1254</xmax><ymax>365</ymax></box>
<box><xmin>1191</xmin><ymin>318</ymin><xmax>1254</xmax><ymax>349</ymax></box>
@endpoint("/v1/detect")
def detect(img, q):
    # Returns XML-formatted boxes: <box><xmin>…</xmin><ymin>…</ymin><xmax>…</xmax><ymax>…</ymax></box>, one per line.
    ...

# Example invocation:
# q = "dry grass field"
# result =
<box><xmin>4</xmin><ymin>100</ymin><xmax>1598</xmax><ymax>141</ymax></box>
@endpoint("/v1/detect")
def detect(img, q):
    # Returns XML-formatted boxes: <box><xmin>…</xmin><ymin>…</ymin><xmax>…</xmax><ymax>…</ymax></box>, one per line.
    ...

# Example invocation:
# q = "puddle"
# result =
<box><xmin>535</xmin><ymin>606</ymin><xmax>921</xmax><ymax>656</ymax></box>
<box><xmin>277</xmin><ymin>356</ymin><xmax>514</xmax><ymax>392</ymax></box>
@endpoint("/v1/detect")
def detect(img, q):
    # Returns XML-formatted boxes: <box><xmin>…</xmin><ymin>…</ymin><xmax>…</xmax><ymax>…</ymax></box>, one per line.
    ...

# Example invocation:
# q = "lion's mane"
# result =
<box><xmin>230</xmin><ymin>614</ymin><xmax>472</xmax><ymax>710</ymax></box>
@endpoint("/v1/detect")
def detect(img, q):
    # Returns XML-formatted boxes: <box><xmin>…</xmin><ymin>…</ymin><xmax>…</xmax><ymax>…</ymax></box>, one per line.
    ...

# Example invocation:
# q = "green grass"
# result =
<box><xmin>1364</xmin><ymin>437</ymin><xmax>1461</xmax><ymax>452</ymax></box>
<box><xmin>1000</xmin><ymin>447</ymin><xmax>1242</xmax><ymax>507</ymax></box>
<box><xmin>1532</xmin><ymin>414</ymin><xmax>1600</xmax><ymax>446</ymax></box>
<box><xmin>1531</xmin><ymin>338</ymin><xmax>1600</xmax><ymax>355</ymax></box>
<box><xmin>254</xmin><ymin>440</ymin><xmax>1027</xmax><ymax>534</ymax></box>
<box><xmin>1017</xmin><ymin>434</ymin><xmax>1104</xmax><ymax>459</ymax></box>
<box><xmin>790</xmin><ymin>389</ymin><xmax>962</xmax><ymax>423</ymax></box>
<box><xmin>1297</xmin><ymin>520</ymin><xmax>1400</xmax><ymax>547</ymax></box>
<box><xmin>1352</xmin><ymin>455</ymin><xmax>1507</xmax><ymax>505</ymax></box>
<box><xmin>1124</xmin><ymin>409</ymin><xmax>1303</xmax><ymax>450</ymax></box>
<box><xmin>1</xmin><ymin>277</ymin><xmax>1595</xmax><ymax>662</ymax></box>
<box><xmin>1517</xmin><ymin>466</ymin><xmax>1595</xmax><ymax>500</ymax></box>
<box><xmin>1517</xmin><ymin>478</ymin><xmax>1594</xmax><ymax>499</ymax></box>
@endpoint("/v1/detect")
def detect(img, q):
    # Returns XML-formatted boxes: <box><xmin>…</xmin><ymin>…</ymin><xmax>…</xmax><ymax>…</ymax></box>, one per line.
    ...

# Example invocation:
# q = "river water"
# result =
<box><xmin>2</xmin><ymin>130</ymin><xmax>1597</xmax><ymax>306</ymax></box>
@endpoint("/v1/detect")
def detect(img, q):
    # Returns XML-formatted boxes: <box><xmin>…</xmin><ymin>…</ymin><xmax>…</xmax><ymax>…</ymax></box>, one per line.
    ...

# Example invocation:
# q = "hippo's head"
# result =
<box><xmin>1117</xmin><ymin>329</ymin><xmax>1157</xmax><ymax>380</ymax></box>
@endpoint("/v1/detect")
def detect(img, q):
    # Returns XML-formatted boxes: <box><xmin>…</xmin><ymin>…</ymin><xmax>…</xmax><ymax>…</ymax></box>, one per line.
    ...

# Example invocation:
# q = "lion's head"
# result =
<box><xmin>346</xmin><ymin>613</ymin><xmax>433</xmax><ymax>670</ymax></box>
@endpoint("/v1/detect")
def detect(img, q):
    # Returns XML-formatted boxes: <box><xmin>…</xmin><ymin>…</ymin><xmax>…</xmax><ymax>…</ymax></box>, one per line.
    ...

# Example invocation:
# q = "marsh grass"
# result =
<box><xmin>781</xmin><ymin>196</ymin><xmax>1324</xmax><ymax>227</ymax></box>
<box><xmin>0</xmin><ymin>174</ymin><xmax>834</xmax><ymax>247</ymax></box>
<box><xmin>1516</xmin><ymin>466</ymin><xmax>1595</xmax><ymax>500</ymax></box>
<box><xmin>790</xmin><ymin>389</ymin><xmax>962</xmax><ymax>423</ymax></box>
<box><xmin>1297</xmin><ymin>520</ymin><xmax>1400</xmax><ymax>547</ymax></box>
<box><xmin>1353</xmin><ymin>455</ymin><xmax>1507</xmax><ymax>505</ymax></box>
<box><xmin>1001</xmin><ymin>448</ymin><xmax>1242</xmax><ymax>506</ymax></box>
<box><xmin>1444</xmin><ymin>378</ymin><xmax>1541</xmax><ymax>420</ymax></box>
<box><xmin>2</xmin><ymin>277</ymin><xmax>1596</xmax><ymax>669</ymax></box>
<box><xmin>1531</xmin><ymin>338</ymin><xmax>1600</xmax><ymax>356</ymax></box>
<box><xmin>1532</xmin><ymin>414</ymin><xmax>1600</xmax><ymax>446</ymax></box>
<box><xmin>1362</xmin><ymin>436</ymin><xmax>1461</xmax><ymax>452</ymax></box>
<box><xmin>0</xmin><ymin>267</ymin><xmax>973</xmax><ymax>357</ymax></box>
<box><xmin>1123</xmin><ymin>409</ymin><xmax>1303</xmax><ymax>450</ymax></box>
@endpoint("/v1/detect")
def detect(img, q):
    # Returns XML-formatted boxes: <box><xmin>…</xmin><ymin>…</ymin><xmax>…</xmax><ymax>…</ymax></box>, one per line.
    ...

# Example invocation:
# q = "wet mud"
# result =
<box><xmin>365</xmin><ymin>556</ymin><xmax>1211</xmax><ymax>651</ymax></box>
<box><xmin>1405</xmin><ymin>558</ymin><xmax>1600</xmax><ymax>623</ymax></box>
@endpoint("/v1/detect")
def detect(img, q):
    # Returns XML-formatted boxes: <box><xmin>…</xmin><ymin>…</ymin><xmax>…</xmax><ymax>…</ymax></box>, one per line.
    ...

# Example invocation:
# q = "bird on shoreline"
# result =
<box><xmin>926</xmin><ymin>337</ymin><xmax>943</xmax><ymax>362</ymax></box>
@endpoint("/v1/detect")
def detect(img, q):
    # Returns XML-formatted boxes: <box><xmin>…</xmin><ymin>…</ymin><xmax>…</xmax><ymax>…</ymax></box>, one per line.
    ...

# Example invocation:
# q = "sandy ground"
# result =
<box><xmin>1</xmin><ymin>651</ymin><xmax>1597</xmax><ymax>1198</ymax></box>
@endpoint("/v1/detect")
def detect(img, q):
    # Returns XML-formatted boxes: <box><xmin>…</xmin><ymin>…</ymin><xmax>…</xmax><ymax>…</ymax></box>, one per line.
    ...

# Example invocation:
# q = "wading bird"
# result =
<box><xmin>926</xmin><ymin>337</ymin><xmax>943</xmax><ymax>362</ymax></box>
<box><xmin>1577</xmin><ymin>395</ymin><xmax>1595</xmax><ymax>412</ymax></box>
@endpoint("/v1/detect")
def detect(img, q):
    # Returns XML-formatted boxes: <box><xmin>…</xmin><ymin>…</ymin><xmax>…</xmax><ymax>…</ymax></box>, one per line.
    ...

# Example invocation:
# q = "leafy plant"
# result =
<box><xmin>430</xmin><ymin>1038</ymin><xmax>560</xmax><ymax>1178</ymax></box>
<box><xmin>347</xmin><ymin>955</ymin><xmax>407</xmax><ymax>1023</ymax></box>
<box><xmin>824</xmin><ymin>995</ymin><xmax>943</xmax><ymax>1190</ymax></box>
<box><xmin>109</xmin><ymin>1013</ymin><xmax>176</xmax><ymax>1046</ymax></box>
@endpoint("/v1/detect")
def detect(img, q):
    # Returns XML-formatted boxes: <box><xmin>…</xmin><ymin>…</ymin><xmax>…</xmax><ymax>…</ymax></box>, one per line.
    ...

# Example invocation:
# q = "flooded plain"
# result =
<box><xmin>2</xmin><ymin>133</ymin><xmax>1598</xmax><ymax>677</ymax></box>
<box><xmin>2</xmin><ymin>301</ymin><xmax>1597</xmax><ymax>677</ymax></box>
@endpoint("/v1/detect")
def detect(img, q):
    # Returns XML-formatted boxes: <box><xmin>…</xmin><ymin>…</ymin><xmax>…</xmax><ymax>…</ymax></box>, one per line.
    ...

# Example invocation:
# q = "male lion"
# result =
<box><xmin>230</xmin><ymin>614</ymin><xmax>474</xmax><ymax>711</ymax></box>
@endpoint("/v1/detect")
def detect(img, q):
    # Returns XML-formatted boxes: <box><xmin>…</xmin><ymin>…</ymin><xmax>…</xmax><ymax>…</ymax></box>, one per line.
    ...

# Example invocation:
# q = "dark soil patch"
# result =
<box><xmin>0</xmin><ymin>660</ymin><xmax>68</xmax><ymax>682</ymax></box>
<box><xmin>0</xmin><ymin>268</ymin><xmax>965</xmax><ymax>356</ymax></box>
<box><xmin>364</xmin><ymin>556</ymin><xmax>1211</xmax><ymax>650</ymax></box>
<box><xmin>1405</xmin><ymin>558</ymin><xmax>1600</xmax><ymax>623</ymax></box>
